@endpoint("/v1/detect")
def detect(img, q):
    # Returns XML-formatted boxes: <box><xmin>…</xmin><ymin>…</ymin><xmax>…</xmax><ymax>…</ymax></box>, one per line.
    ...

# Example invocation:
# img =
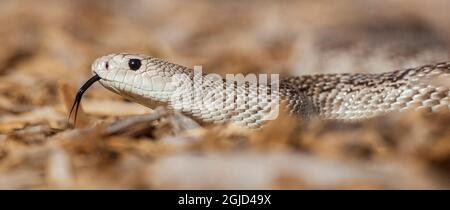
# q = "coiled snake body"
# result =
<box><xmin>71</xmin><ymin>53</ymin><xmax>450</xmax><ymax>128</ymax></box>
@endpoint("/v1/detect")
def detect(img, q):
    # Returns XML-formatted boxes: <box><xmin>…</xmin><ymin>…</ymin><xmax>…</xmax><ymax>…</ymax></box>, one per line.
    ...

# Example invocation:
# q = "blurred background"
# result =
<box><xmin>0</xmin><ymin>0</ymin><xmax>449</xmax><ymax>189</ymax></box>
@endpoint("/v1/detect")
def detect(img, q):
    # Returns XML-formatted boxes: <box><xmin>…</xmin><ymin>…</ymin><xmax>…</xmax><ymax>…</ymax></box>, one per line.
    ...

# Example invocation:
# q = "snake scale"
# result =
<box><xmin>70</xmin><ymin>53</ymin><xmax>450</xmax><ymax>128</ymax></box>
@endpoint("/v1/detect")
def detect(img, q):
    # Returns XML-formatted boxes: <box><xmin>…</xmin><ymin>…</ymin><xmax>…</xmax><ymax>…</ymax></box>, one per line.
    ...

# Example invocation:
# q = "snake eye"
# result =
<box><xmin>128</xmin><ymin>59</ymin><xmax>141</xmax><ymax>71</ymax></box>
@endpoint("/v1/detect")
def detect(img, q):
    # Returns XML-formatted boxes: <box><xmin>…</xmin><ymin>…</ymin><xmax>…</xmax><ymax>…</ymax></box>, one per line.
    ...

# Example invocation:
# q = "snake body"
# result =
<box><xmin>88</xmin><ymin>53</ymin><xmax>450</xmax><ymax>128</ymax></box>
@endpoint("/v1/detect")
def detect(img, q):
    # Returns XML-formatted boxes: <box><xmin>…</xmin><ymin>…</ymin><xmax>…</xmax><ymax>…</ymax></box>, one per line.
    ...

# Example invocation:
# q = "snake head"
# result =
<box><xmin>91</xmin><ymin>53</ymin><xmax>183</xmax><ymax>108</ymax></box>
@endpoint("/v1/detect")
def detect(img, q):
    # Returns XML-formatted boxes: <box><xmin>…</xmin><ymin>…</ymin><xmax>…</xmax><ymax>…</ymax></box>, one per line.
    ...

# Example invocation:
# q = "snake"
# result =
<box><xmin>70</xmin><ymin>53</ymin><xmax>450</xmax><ymax>128</ymax></box>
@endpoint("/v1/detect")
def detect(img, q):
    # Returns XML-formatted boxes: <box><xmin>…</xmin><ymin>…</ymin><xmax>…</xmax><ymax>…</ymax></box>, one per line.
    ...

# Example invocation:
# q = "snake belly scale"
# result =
<box><xmin>71</xmin><ymin>53</ymin><xmax>450</xmax><ymax>128</ymax></box>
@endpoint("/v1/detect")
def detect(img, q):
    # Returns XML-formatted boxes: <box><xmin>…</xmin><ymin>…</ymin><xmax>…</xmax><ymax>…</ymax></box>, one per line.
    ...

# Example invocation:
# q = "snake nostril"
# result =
<box><xmin>105</xmin><ymin>61</ymin><xmax>109</xmax><ymax>70</ymax></box>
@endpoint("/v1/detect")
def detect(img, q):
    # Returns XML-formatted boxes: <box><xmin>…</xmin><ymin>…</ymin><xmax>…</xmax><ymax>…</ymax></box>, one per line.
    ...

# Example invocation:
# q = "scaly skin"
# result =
<box><xmin>91</xmin><ymin>53</ymin><xmax>450</xmax><ymax>128</ymax></box>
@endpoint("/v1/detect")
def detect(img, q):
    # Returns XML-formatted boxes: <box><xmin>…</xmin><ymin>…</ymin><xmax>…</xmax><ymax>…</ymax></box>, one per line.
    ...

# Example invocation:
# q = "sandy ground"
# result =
<box><xmin>0</xmin><ymin>0</ymin><xmax>449</xmax><ymax>189</ymax></box>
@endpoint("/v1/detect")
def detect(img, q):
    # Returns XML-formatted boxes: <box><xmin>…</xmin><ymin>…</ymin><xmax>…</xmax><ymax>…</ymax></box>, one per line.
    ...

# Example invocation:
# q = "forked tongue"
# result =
<box><xmin>69</xmin><ymin>74</ymin><xmax>100</xmax><ymax>126</ymax></box>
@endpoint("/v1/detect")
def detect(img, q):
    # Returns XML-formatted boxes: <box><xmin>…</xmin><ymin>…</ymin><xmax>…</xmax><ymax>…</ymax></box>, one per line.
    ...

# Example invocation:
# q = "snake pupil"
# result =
<box><xmin>129</xmin><ymin>59</ymin><xmax>141</xmax><ymax>70</ymax></box>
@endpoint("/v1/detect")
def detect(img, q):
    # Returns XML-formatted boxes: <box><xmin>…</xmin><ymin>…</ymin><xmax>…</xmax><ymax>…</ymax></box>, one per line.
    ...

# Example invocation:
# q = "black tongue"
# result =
<box><xmin>69</xmin><ymin>74</ymin><xmax>100</xmax><ymax>126</ymax></box>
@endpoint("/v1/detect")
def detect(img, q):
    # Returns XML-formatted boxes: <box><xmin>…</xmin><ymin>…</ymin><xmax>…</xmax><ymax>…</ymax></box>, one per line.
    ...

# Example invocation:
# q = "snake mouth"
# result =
<box><xmin>69</xmin><ymin>74</ymin><xmax>100</xmax><ymax>125</ymax></box>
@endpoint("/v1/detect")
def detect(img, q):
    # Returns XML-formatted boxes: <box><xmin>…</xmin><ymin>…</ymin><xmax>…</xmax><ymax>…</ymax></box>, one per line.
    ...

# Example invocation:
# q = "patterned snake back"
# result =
<box><xmin>283</xmin><ymin>62</ymin><xmax>450</xmax><ymax>121</ymax></box>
